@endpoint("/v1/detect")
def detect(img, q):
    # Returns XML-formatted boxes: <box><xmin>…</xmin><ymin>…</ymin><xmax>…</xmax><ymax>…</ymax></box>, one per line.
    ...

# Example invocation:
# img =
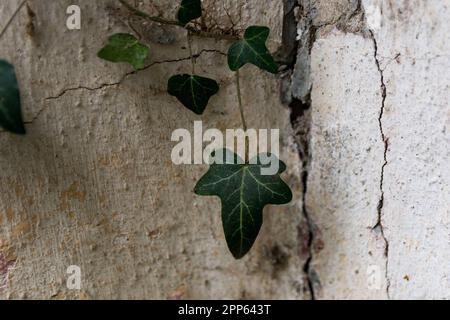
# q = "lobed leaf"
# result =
<box><xmin>177</xmin><ymin>0</ymin><xmax>202</xmax><ymax>25</ymax></box>
<box><xmin>98</xmin><ymin>33</ymin><xmax>149</xmax><ymax>70</ymax></box>
<box><xmin>228</xmin><ymin>26</ymin><xmax>278</xmax><ymax>74</ymax></box>
<box><xmin>195</xmin><ymin>150</ymin><xmax>292</xmax><ymax>259</ymax></box>
<box><xmin>168</xmin><ymin>74</ymin><xmax>219</xmax><ymax>115</ymax></box>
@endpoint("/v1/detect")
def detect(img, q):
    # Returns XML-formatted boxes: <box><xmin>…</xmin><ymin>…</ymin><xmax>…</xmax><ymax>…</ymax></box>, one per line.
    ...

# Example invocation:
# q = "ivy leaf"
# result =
<box><xmin>168</xmin><ymin>74</ymin><xmax>219</xmax><ymax>115</ymax></box>
<box><xmin>97</xmin><ymin>33</ymin><xmax>149</xmax><ymax>70</ymax></box>
<box><xmin>194</xmin><ymin>150</ymin><xmax>293</xmax><ymax>259</ymax></box>
<box><xmin>0</xmin><ymin>60</ymin><xmax>25</xmax><ymax>134</ymax></box>
<box><xmin>228</xmin><ymin>26</ymin><xmax>278</xmax><ymax>74</ymax></box>
<box><xmin>177</xmin><ymin>0</ymin><xmax>202</xmax><ymax>25</ymax></box>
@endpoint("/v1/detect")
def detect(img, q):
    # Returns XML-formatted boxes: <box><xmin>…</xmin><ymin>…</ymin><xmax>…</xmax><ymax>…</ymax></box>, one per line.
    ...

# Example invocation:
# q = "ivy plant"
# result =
<box><xmin>0</xmin><ymin>0</ymin><xmax>292</xmax><ymax>259</ymax></box>
<box><xmin>98</xmin><ymin>0</ymin><xmax>291</xmax><ymax>259</ymax></box>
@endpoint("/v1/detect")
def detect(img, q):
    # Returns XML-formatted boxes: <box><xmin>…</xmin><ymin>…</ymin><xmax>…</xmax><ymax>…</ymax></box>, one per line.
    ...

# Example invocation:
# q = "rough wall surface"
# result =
<box><xmin>364</xmin><ymin>0</ymin><xmax>450</xmax><ymax>299</ymax></box>
<box><xmin>0</xmin><ymin>0</ymin><xmax>449</xmax><ymax>300</ymax></box>
<box><xmin>296</xmin><ymin>0</ymin><xmax>449</xmax><ymax>299</ymax></box>
<box><xmin>0</xmin><ymin>0</ymin><xmax>308</xmax><ymax>299</ymax></box>
<box><xmin>307</xmin><ymin>32</ymin><xmax>388</xmax><ymax>299</ymax></box>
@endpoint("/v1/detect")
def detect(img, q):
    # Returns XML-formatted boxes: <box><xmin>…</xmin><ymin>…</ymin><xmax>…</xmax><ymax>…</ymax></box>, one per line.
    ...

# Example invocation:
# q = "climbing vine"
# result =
<box><xmin>0</xmin><ymin>0</ymin><xmax>293</xmax><ymax>259</ymax></box>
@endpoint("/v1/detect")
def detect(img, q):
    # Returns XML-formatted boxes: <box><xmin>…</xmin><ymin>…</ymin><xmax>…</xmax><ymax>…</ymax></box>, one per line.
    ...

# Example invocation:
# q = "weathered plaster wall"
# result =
<box><xmin>364</xmin><ymin>0</ymin><xmax>450</xmax><ymax>299</ymax></box>
<box><xmin>291</xmin><ymin>0</ymin><xmax>450</xmax><ymax>299</ymax></box>
<box><xmin>307</xmin><ymin>32</ymin><xmax>388</xmax><ymax>299</ymax></box>
<box><xmin>0</xmin><ymin>0</ymin><xmax>308</xmax><ymax>299</ymax></box>
<box><xmin>0</xmin><ymin>0</ymin><xmax>449</xmax><ymax>300</ymax></box>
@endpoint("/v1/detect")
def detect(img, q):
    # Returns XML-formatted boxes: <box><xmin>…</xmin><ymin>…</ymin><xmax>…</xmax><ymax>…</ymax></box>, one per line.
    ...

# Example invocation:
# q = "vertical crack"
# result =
<box><xmin>292</xmin><ymin>0</ymin><xmax>318</xmax><ymax>301</ymax></box>
<box><xmin>369</xmin><ymin>29</ymin><xmax>391</xmax><ymax>299</ymax></box>
<box><xmin>282</xmin><ymin>0</ymin><xmax>388</xmax><ymax>300</ymax></box>
<box><xmin>289</xmin><ymin>97</ymin><xmax>316</xmax><ymax>300</ymax></box>
<box><xmin>280</xmin><ymin>0</ymin><xmax>318</xmax><ymax>300</ymax></box>
<box><xmin>294</xmin><ymin>96</ymin><xmax>316</xmax><ymax>300</ymax></box>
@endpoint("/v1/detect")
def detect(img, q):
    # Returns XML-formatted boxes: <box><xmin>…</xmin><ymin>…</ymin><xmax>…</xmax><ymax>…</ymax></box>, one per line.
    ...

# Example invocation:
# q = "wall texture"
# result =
<box><xmin>0</xmin><ymin>0</ymin><xmax>308</xmax><ymax>300</ymax></box>
<box><xmin>299</xmin><ymin>0</ymin><xmax>450</xmax><ymax>299</ymax></box>
<box><xmin>0</xmin><ymin>0</ymin><xmax>448</xmax><ymax>300</ymax></box>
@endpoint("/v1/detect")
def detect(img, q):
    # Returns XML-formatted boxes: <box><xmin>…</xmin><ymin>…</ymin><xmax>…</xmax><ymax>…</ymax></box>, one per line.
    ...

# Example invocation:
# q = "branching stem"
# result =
<box><xmin>118</xmin><ymin>0</ymin><xmax>239</xmax><ymax>41</ymax></box>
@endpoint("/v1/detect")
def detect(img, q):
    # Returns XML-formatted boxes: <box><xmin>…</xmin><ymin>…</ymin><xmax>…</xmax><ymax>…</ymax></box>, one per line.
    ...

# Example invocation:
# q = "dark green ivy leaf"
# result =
<box><xmin>0</xmin><ymin>60</ymin><xmax>25</xmax><ymax>134</ymax></box>
<box><xmin>195</xmin><ymin>150</ymin><xmax>292</xmax><ymax>259</ymax></box>
<box><xmin>168</xmin><ymin>74</ymin><xmax>219</xmax><ymax>115</ymax></box>
<box><xmin>177</xmin><ymin>0</ymin><xmax>202</xmax><ymax>25</ymax></box>
<box><xmin>98</xmin><ymin>33</ymin><xmax>149</xmax><ymax>70</ymax></box>
<box><xmin>228</xmin><ymin>26</ymin><xmax>278</xmax><ymax>74</ymax></box>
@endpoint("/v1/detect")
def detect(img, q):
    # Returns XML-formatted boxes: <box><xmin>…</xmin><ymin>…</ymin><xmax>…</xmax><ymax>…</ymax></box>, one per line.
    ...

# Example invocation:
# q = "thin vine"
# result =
<box><xmin>235</xmin><ymin>70</ymin><xmax>247</xmax><ymax>132</ymax></box>
<box><xmin>0</xmin><ymin>0</ymin><xmax>27</xmax><ymax>39</ymax></box>
<box><xmin>118</xmin><ymin>0</ymin><xmax>239</xmax><ymax>41</ymax></box>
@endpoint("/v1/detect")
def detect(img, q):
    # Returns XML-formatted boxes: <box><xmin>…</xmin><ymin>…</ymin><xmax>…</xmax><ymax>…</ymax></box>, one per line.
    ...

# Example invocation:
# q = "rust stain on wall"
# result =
<box><xmin>6</xmin><ymin>208</ymin><xmax>14</xmax><ymax>222</ymax></box>
<box><xmin>11</xmin><ymin>220</ymin><xmax>31</xmax><ymax>237</ymax></box>
<box><xmin>59</xmin><ymin>182</ymin><xmax>87</xmax><ymax>211</ymax></box>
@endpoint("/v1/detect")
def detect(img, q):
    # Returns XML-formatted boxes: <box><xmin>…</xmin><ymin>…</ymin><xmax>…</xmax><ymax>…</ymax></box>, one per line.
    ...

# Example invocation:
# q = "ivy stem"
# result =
<box><xmin>0</xmin><ymin>0</ymin><xmax>27</xmax><ymax>40</ymax></box>
<box><xmin>235</xmin><ymin>70</ymin><xmax>247</xmax><ymax>131</ymax></box>
<box><xmin>118</xmin><ymin>0</ymin><xmax>239</xmax><ymax>41</ymax></box>
<box><xmin>187</xmin><ymin>31</ymin><xmax>195</xmax><ymax>74</ymax></box>
<box><xmin>235</xmin><ymin>70</ymin><xmax>249</xmax><ymax>162</ymax></box>
<box><xmin>119</xmin><ymin>0</ymin><xmax>179</xmax><ymax>25</ymax></box>
<box><xmin>127</xmin><ymin>18</ymin><xmax>143</xmax><ymax>40</ymax></box>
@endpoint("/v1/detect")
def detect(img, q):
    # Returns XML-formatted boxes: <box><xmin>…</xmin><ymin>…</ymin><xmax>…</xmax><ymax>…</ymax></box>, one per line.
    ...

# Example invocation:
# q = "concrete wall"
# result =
<box><xmin>0</xmin><ymin>0</ymin><xmax>448</xmax><ymax>299</ymax></box>
<box><xmin>300</xmin><ymin>0</ymin><xmax>450</xmax><ymax>299</ymax></box>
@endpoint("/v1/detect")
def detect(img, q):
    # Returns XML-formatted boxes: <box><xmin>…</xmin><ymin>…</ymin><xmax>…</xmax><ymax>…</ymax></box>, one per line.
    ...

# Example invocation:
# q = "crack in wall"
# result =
<box><xmin>293</xmin><ymin>97</ymin><xmax>316</xmax><ymax>300</ymax></box>
<box><xmin>281</xmin><ymin>0</ymin><xmax>318</xmax><ymax>300</ymax></box>
<box><xmin>368</xmin><ymin>29</ymin><xmax>391</xmax><ymax>299</ymax></box>
<box><xmin>283</xmin><ymin>0</ymin><xmax>373</xmax><ymax>300</ymax></box>
<box><xmin>23</xmin><ymin>49</ymin><xmax>226</xmax><ymax>126</ymax></box>
<box><xmin>316</xmin><ymin>0</ymin><xmax>366</xmax><ymax>33</ymax></box>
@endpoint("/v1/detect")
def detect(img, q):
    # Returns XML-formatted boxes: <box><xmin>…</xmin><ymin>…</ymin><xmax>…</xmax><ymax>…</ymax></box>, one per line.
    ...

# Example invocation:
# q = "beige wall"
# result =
<box><xmin>0</xmin><ymin>0</ymin><xmax>307</xmax><ymax>299</ymax></box>
<box><xmin>0</xmin><ymin>0</ymin><xmax>449</xmax><ymax>299</ymax></box>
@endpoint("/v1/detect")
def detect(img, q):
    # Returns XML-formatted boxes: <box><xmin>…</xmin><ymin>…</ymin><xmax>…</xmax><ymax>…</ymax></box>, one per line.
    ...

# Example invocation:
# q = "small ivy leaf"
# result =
<box><xmin>0</xmin><ymin>60</ymin><xmax>25</xmax><ymax>134</ymax></box>
<box><xmin>195</xmin><ymin>149</ymin><xmax>293</xmax><ymax>259</ymax></box>
<box><xmin>97</xmin><ymin>33</ymin><xmax>149</xmax><ymax>70</ymax></box>
<box><xmin>228</xmin><ymin>26</ymin><xmax>278</xmax><ymax>74</ymax></box>
<box><xmin>177</xmin><ymin>0</ymin><xmax>202</xmax><ymax>25</ymax></box>
<box><xmin>168</xmin><ymin>74</ymin><xmax>219</xmax><ymax>115</ymax></box>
